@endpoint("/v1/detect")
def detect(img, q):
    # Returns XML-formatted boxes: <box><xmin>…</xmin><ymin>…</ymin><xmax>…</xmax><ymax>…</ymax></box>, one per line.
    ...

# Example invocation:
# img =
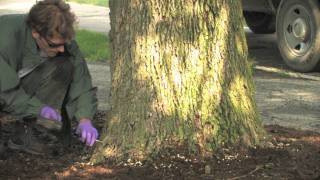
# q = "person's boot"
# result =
<box><xmin>7</xmin><ymin>117</ymin><xmax>46</xmax><ymax>155</ymax></box>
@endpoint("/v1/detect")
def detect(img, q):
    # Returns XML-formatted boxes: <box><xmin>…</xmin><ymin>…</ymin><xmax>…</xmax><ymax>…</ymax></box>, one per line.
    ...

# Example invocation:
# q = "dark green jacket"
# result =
<box><xmin>0</xmin><ymin>14</ymin><xmax>97</xmax><ymax>121</ymax></box>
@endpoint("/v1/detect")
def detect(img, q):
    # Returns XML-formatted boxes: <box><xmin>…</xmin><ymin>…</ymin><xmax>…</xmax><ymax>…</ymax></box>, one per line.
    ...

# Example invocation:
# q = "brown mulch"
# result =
<box><xmin>0</xmin><ymin>111</ymin><xmax>320</xmax><ymax>179</ymax></box>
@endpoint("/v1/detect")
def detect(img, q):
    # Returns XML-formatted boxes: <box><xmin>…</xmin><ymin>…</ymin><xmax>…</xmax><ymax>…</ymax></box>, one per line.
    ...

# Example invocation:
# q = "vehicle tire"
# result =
<box><xmin>276</xmin><ymin>0</ymin><xmax>320</xmax><ymax>72</ymax></box>
<box><xmin>243</xmin><ymin>11</ymin><xmax>276</xmax><ymax>34</ymax></box>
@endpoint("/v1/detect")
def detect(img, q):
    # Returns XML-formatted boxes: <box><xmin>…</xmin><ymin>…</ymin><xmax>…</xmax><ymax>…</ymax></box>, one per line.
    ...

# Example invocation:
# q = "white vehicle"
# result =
<box><xmin>243</xmin><ymin>0</ymin><xmax>320</xmax><ymax>72</ymax></box>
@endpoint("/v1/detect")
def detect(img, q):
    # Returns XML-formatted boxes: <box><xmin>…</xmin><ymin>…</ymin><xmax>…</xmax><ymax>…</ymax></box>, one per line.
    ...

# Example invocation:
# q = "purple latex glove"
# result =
<box><xmin>39</xmin><ymin>105</ymin><xmax>62</xmax><ymax>122</ymax></box>
<box><xmin>76</xmin><ymin>119</ymin><xmax>98</xmax><ymax>146</ymax></box>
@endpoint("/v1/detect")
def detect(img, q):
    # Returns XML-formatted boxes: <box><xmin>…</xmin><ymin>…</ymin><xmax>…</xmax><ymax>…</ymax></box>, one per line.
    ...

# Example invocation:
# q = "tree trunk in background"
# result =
<box><xmin>92</xmin><ymin>0</ymin><xmax>265</xmax><ymax>163</ymax></box>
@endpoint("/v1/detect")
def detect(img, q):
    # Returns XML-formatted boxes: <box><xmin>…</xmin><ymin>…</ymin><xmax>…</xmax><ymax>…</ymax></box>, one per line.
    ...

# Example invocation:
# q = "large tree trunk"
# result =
<box><xmin>92</xmin><ymin>0</ymin><xmax>265</xmax><ymax>163</ymax></box>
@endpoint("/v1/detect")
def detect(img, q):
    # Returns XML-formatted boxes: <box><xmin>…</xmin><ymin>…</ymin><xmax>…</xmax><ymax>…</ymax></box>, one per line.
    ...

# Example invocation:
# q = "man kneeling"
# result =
<box><xmin>0</xmin><ymin>0</ymin><xmax>99</xmax><ymax>155</ymax></box>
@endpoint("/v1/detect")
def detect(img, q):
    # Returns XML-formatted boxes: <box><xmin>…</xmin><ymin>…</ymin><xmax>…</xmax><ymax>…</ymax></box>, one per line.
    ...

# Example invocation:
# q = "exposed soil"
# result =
<box><xmin>1</xmin><ymin>31</ymin><xmax>320</xmax><ymax>179</ymax></box>
<box><xmin>0</xmin><ymin>112</ymin><xmax>320</xmax><ymax>180</ymax></box>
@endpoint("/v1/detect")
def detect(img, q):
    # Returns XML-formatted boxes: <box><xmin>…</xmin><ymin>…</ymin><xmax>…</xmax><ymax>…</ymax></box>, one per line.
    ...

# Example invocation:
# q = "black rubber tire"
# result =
<box><xmin>276</xmin><ymin>0</ymin><xmax>320</xmax><ymax>72</ymax></box>
<box><xmin>244</xmin><ymin>11</ymin><xmax>276</xmax><ymax>34</ymax></box>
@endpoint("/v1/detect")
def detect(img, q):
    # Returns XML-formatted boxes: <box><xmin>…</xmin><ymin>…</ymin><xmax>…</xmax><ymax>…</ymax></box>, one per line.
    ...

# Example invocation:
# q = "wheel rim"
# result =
<box><xmin>283</xmin><ymin>4</ymin><xmax>314</xmax><ymax>57</ymax></box>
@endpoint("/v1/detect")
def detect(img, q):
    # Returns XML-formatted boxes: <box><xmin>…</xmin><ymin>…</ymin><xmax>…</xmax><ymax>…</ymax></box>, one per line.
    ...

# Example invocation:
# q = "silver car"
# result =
<box><xmin>243</xmin><ymin>0</ymin><xmax>320</xmax><ymax>72</ymax></box>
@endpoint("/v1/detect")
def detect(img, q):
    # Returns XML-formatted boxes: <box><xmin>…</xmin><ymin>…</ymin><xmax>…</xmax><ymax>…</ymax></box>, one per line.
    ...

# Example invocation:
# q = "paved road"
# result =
<box><xmin>247</xmin><ymin>31</ymin><xmax>320</xmax><ymax>133</ymax></box>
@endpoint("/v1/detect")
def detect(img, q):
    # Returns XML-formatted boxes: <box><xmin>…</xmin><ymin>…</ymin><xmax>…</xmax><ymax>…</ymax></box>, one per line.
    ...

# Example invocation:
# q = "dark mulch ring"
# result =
<box><xmin>0</xmin><ymin>111</ymin><xmax>320</xmax><ymax>179</ymax></box>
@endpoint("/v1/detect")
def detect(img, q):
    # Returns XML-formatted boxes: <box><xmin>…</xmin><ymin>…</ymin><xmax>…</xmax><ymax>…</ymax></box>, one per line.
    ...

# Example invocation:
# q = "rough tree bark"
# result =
<box><xmin>92</xmin><ymin>0</ymin><xmax>265</xmax><ymax>163</ymax></box>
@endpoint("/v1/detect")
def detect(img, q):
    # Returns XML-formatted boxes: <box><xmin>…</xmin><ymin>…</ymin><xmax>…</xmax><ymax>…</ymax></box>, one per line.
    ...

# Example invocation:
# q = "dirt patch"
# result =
<box><xmin>1</xmin><ymin>112</ymin><xmax>320</xmax><ymax>179</ymax></box>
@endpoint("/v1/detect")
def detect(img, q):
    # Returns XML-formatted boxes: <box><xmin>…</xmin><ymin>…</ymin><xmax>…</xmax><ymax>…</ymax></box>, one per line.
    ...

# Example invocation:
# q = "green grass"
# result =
<box><xmin>75</xmin><ymin>29</ymin><xmax>110</xmax><ymax>62</ymax></box>
<box><xmin>67</xmin><ymin>0</ymin><xmax>108</xmax><ymax>7</ymax></box>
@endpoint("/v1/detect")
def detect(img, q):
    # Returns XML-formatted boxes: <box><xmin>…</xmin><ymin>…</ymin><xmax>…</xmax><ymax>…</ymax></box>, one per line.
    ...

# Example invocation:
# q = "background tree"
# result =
<box><xmin>92</xmin><ymin>0</ymin><xmax>265</xmax><ymax>163</ymax></box>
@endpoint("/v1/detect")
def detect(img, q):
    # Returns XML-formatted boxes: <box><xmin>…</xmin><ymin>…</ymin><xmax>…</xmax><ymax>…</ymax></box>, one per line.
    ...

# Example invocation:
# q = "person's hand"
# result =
<box><xmin>39</xmin><ymin>105</ymin><xmax>62</xmax><ymax>121</ymax></box>
<box><xmin>76</xmin><ymin>119</ymin><xmax>98</xmax><ymax>146</ymax></box>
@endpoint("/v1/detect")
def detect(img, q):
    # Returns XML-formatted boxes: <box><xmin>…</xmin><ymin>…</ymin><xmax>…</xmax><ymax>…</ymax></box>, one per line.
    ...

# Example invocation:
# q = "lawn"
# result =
<box><xmin>75</xmin><ymin>29</ymin><xmax>110</xmax><ymax>62</ymax></box>
<box><xmin>67</xmin><ymin>0</ymin><xmax>108</xmax><ymax>7</ymax></box>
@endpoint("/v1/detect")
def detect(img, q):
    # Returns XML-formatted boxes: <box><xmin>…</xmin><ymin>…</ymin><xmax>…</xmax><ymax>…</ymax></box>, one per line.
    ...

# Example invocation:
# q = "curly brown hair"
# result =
<box><xmin>26</xmin><ymin>0</ymin><xmax>76</xmax><ymax>41</ymax></box>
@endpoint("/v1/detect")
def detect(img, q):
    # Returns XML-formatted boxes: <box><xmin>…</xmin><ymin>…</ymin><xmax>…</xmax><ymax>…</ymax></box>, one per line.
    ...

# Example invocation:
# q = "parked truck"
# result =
<box><xmin>243</xmin><ymin>0</ymin><xmax>320</xmax><ymax>72</ymax></box>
